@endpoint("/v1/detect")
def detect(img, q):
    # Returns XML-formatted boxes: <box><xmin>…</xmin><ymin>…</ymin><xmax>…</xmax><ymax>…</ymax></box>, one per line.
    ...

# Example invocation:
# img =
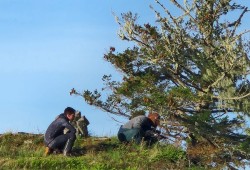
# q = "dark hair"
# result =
<box><xmin>64</xmin><ymin>107</ymin><xmax>76</xmax><ymax>115</ymax></box>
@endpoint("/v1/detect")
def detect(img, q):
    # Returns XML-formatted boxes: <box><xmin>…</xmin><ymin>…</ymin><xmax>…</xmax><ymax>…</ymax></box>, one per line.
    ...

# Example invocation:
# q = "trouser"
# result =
<box><xmin>117</xmin><ymin>127</ymin><xmax>142</xmax><ymax>144</ymax></box>
<box><xmin>117</xmin><ymin>126</ymin><xmax>158</xmax><ymax>145</ymax></box>
<box><xmin>48</xmin><ymin>132</ymin><xmax>76</xmax><ymax>152</ymax></box>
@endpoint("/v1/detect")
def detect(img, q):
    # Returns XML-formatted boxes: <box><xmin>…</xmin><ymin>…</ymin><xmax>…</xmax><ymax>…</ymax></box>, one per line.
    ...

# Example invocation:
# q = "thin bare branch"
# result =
<box><xmin>230</xmin><ymin>7</ymin><xmax>248</xmax><ymax>36</ymax></box>
<box><xmin>213</xmin><ymin>92</ymin><xmax>250</xmax><ymax>100</ymax></box>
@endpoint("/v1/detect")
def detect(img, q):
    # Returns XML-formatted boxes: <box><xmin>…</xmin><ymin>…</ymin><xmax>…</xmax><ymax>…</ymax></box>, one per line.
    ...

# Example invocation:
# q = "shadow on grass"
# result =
<box><xmin>72</xmin><ymin>138</ymin><xmax>120</xmax><ymax>156</ymax></box>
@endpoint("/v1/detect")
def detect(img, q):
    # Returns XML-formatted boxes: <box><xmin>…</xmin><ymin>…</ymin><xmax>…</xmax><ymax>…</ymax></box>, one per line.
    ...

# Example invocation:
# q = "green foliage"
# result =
<box><xmin>152</xmin><ymin>144</ymin><xmax>185</xmax><ymax>162</ymax></box>
<box><xmin>239</xmin><ymin>137</ymin><xmax>250</xmax><ymax>153</ymax></box>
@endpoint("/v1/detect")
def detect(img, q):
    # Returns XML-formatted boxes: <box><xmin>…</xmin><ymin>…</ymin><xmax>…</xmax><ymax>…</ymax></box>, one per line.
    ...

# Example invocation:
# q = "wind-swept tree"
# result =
<box><xmin>72</xmin><ymin>0</ymin><xmax>250</xmax><ymax>168</ymax></box>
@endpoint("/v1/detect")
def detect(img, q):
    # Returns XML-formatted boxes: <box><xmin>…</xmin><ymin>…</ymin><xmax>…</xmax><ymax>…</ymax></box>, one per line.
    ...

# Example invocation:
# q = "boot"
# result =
<box><xmin>63</xmin><ymin>139</ymin><xmax>74</xmax><ymax>156</ymax></box>
<box><xmin>44</xmin><ymin>147</ymin><xmax>53</xmax><ymax>156</ymax></box>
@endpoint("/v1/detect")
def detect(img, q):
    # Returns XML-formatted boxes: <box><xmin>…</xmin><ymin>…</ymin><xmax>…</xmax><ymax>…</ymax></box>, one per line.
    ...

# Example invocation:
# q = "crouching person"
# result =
<box><xmin>117</xmin><ymin>112</ymin><xmax>161</xmax><ymax>145</ymax></box>
<box><xmin>44</xmin><ymin>107</ymin><xmax>76</xmax><ymax>156</ymax></box>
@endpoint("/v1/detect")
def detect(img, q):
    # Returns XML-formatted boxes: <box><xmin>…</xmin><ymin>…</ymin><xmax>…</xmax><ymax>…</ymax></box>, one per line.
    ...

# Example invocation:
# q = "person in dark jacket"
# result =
<box><xmin>117</xmin><ymin>112</ymin><xmax>161</xmax><ymax>145</ymax></box>
<box><xmin>44</xmin><ymin>107</ymin><xmax>76</xmax><ymax>156</ymax></box>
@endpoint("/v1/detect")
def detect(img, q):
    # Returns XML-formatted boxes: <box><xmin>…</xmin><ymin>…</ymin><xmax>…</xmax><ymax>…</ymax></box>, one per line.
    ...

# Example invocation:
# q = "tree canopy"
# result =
<box><xmin>73</xmin><ymin>0</ymin><xmax>250</xmax><ymax>169</ymax></box>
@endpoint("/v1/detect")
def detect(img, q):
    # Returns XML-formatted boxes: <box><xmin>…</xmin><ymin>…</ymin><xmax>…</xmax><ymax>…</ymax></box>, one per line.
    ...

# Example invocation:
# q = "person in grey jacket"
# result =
<box><xmin>71</xmin><ymin>111</ymin><xmax>90</xmax><ymax>137</ymax></box>
<box><xmin>44</xmin><ymin>107</ymin><xmax>76</xmax><ymax>156</ymax></box>
<box><xmin>117</xmin><ymin>113</ymin><xmax>161</xmax><ymax>145</ymax></box>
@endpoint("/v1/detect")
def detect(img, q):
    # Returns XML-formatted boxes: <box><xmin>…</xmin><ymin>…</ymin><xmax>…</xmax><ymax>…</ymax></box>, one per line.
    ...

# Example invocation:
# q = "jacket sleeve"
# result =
<box><xmin>141</xmin><ymin>118</ymin><xmax>156</xmax><ymax>131</ymax></box>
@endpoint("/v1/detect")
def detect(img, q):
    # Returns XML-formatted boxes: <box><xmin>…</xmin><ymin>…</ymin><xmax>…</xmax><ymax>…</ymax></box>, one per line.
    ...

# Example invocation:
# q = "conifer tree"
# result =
<box><xmin>72</xmin><ymin>0</ymin><xmax>250</xmax><ymax>168</ymax></box>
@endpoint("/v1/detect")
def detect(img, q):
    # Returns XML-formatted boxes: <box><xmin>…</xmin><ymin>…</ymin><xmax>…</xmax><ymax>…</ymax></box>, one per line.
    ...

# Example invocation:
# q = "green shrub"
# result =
<box><xmin>152</xmin><ymin>144</ymin><xmax>186</xmax><ymax>162</ymax></box>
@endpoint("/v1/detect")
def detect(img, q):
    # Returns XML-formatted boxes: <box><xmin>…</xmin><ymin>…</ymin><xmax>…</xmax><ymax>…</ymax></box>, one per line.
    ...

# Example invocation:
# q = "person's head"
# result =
<box><xmin>148</xmin><ymin>112</ymin><xmax>161</xmax><ymax>127</ymax></box>
<box><xmin>64</xmin><ymin>107</ymin><xmax>76</xmax><ymax>121</ymax></box>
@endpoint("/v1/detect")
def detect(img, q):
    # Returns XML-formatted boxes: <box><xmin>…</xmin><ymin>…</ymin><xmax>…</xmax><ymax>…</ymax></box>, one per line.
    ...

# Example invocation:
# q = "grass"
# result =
<box><xmin>0</xmin><ymin>133</ymin><xmax>202</xmax><ymax>170</ymax></box>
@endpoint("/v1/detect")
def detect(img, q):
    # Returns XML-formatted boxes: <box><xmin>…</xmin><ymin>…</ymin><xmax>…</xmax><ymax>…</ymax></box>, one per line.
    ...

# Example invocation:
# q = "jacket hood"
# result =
<box><xmin>58</xmin><ymin>113</ymin><xmax>69</xmax><ymax>121</ymax></box>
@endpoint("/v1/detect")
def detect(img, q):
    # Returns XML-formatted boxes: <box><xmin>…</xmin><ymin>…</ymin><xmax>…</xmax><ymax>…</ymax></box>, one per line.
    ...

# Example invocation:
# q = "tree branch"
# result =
<box><xmin>213</xmin><ymin>92</ymin><xmax>250</xmax><ymax>100</ymax></box>
<box><xmin>230</xmin><ymin>7</ymin><xmax>248</xmax><ymax>37</ymax></box>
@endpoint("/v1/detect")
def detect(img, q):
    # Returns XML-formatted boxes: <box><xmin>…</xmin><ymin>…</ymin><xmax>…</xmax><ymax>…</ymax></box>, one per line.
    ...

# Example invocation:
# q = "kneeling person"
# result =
<box><xmin>117</xmin><ymin>113</ymin><xmax>160</xmax><ymax>145</ymax></box>
<box><xmin>44</xmin><ymin>107</ymin><xmax>76</xmax><ymax>156</ymax></box>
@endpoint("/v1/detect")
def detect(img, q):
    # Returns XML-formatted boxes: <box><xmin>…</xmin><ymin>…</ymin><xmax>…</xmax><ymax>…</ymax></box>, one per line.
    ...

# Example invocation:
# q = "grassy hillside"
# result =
<box><xmin>0</xmin><ymin>133</ymin><xmax>202</xmax><ymax>170</ymax></box>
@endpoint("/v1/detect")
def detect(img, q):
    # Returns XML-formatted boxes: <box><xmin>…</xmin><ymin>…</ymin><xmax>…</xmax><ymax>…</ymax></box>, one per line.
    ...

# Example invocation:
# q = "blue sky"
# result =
<box><xmin>0</xmin><ymin>1</ymin><xmax>250</xmax><ymax>136</ymax></box>
<box><xmin>0</xmin><ymin>0</ymin><xmax>157</xmax><ymax>136</ymax></box>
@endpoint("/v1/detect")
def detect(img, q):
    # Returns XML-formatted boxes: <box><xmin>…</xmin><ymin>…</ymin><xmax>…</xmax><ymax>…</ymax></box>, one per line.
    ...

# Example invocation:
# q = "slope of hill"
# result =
<box><xmin>0</xmin><ymin>133</ymin><xmax>201</xmax><ymax>170</ymax></box>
